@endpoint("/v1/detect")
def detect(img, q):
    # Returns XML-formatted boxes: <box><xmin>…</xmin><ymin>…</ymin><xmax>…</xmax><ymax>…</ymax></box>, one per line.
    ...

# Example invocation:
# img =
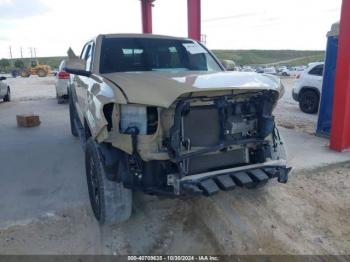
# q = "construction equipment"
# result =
<box><xmin>20</xmin><ymin>60</ymin><xmax>51</xmax><ymax>77</ymax></box>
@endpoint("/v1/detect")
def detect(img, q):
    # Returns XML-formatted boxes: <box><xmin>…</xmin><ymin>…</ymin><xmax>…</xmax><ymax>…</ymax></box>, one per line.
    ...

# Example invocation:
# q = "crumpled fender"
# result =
<box><xmin>84</xmin><ymin>75</ymin><xmax>127</xmax><ymax>142</ymax></box>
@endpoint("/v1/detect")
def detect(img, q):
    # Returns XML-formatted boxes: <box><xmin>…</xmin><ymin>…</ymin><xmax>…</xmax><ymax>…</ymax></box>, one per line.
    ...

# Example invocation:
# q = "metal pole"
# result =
<box><xmin>187</xmin><ymin>0</ymin><xmax>201</xmax><ymax>41</ymax></box>
<box><xmin>141</xmin><ymin>0</ymin><xmax>154</xmax><ymax>34</ymax></box>
<box><xmin>34</xmin><ymin>48</ymin><xmax>37</xmax><ymax>58</ymax></box>
<box><xmin>20</xmin><ymin>47</ymin><xmax>23</xmax><ymax>58</ymax></box>
<box><xmin>330</xmin><ymin>0</ymin><xmax>350</xmax><ymax>151</ymax></box>
<box><xmin>9</xmin><ymin>46</ymin><xmax>12</xmax><ymax>59</ymax></box>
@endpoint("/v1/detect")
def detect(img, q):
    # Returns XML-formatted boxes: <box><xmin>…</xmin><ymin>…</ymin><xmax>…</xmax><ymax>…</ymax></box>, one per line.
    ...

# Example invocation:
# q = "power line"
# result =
<box><xmin>203</xmin><ymin>12</ymin><xmax>258</xmax><ymax>23</ymax></box>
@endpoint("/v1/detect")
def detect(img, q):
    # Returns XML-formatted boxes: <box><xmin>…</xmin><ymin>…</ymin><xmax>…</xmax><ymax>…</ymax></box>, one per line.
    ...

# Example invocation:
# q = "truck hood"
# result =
<box><xmin>102</xmin><ymin>71</ymin><xmax>282</xmax><ymax>108</ymax></box>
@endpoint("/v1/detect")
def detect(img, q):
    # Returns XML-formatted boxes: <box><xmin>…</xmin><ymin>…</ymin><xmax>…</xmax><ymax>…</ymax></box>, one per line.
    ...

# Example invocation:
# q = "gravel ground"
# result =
<box><xmin>276</xmin><ymin>78</ymin><xmax>318</xmax><ymax>134</ymax></box>
<box><xmin>0</xmin><ymin>76</ymin><xmax>349</xmax><ymax>255</ymax></box>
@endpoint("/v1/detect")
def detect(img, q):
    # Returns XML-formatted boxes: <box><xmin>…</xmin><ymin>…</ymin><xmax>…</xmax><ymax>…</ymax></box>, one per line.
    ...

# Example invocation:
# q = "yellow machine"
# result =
<box><xmin>20</xmin><ymin>60</ymin><xmax>52</xmax><ymax>77</ymax></box>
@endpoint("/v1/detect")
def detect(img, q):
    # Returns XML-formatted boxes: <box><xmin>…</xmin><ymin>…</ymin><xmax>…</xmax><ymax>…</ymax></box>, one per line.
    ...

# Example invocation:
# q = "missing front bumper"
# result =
<box><xmin>167</xmin><ymin>160</ymin><xmax>291</xmax><ymax>196</ymax></box>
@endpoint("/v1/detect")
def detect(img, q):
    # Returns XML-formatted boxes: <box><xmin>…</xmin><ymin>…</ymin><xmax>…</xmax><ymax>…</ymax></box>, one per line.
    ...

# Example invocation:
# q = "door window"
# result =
<box><xmin>85</xmin><ymin>44</ymin><xmax>94</xmax><ymax>71</ymax></box>
<box><xmin>309</xmin><ymin>65</ymin><xmax>324</xmax><ymax>76</ymax></box>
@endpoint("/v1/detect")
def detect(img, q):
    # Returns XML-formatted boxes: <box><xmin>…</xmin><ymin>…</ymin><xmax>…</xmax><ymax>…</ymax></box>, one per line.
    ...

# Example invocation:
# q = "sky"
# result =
<box><xmin>0</xmin><ymin>0</ymin><xmax>342</xmax><ymax>59</ymax></box>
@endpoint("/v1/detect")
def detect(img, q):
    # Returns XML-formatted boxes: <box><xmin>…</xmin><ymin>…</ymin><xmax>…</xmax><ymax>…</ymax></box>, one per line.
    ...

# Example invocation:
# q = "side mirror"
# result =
<box><xmin>221</xmin><ymin>59</ymin><xmax>236</xmax><ymax>71</ymax></box>
<box><xmin>64</xmin><ymin>67</ymin><xmax>91</xmax><ymax>77</ymax></box>
<box><xmin>0</xmin><ymin>76</ymin><xmax>6</xmax><ymax>81</ymax></box>
<box><xmin>64</xmin><ymin>47</ymin><xmax>91</xmax><ymax>77</ymax></box>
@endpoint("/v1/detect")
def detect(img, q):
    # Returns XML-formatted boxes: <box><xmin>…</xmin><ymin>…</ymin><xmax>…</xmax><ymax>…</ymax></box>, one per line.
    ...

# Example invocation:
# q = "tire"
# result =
<box><xmin>68</xmin><ymin>92</ymin><xmax>79</xmax><ymax>137</ymax></box>
<box><xmin>299</xmin><ymin>89</ymin><xmax>319</xmax><ymax>114</ymax></box>
<box><xmin>37</xmin><ymin>69</ymin><xmax>47</xmax><ymax>77</ymax></box>
<box><xmin>3</xmin><ymin>87</ymin><xmax>10</xmax><ymax>102</ymax></box>
<box><xmin>282</xmin><ymin>72</ymin><xmax>288</xmax><ymax>76</ymax></box>
<box><xmin>20</xmin><ymin>71</ymin><xmax>30</xmax><ymax>77</ymax></box>
<box><xmin>85</xmin><ymin>138</ymin><xmax>132</xmax><ymax>225</ymax></box>
<box><xmin>57</xmin><ymin>97</ymin><xmax>65</xmax><ymax>104</ymax></box>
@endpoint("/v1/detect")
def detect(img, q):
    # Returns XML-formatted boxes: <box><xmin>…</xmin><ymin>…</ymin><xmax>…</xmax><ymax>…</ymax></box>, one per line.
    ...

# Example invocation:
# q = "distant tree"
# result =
<box><xmin>0</xmin><ymin>58</ymin><xmax>10</xmax><ymax>71</ymax></box>
<box><xmin>14</xmin><ymin>59</ymin><xmax>25</xmax><ymax>69</ymax></box>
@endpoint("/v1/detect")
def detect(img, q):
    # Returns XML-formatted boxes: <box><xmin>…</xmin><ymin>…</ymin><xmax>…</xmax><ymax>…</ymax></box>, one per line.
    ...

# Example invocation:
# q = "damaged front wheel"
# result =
<box><xmin>85</xmin><ymin>138</ymin><xmax>133</xmax><ymax>225</ymax></box>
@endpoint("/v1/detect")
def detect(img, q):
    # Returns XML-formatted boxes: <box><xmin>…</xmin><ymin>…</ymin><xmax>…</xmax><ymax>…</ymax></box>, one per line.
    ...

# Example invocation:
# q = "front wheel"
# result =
<box><xmin>68</xmin><ymin>91</ymin><xmax>79</xmax><ymax>137</ymax></box>
<box><xmin>85</xmin><ymin>138</ymin><xmax>132</xmax><ymax>225</ymax></box>
<box><xmin>299</xmin><ymin>89</ymin><xmax>319</xmax><ymax>114</ymax></box>
<box><xmin>37</xmin><ymin>69</ymin><xmax>47</xmax><ymax>77</ymax></box>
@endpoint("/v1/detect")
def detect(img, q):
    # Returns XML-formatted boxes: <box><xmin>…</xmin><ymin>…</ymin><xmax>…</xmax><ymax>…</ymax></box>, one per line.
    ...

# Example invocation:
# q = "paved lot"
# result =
<box><xmin>0</xmin><ymin>76</ymin><xmax>349</xmax><ymax>255</ymax></box>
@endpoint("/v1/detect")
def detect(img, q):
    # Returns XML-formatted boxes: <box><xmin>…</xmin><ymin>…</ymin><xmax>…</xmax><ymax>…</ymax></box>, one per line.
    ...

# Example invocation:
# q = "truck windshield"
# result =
<box><xmin>99</xmin><ymin>37</ymin><xmax>222</xmax><ymax>73</ymax></box>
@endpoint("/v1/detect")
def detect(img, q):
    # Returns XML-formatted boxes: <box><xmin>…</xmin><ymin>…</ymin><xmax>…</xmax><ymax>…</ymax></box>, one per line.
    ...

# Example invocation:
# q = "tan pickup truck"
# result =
<box><xmin>65</xmin><ymin>34</ymin><xmax>291</xmax><ymax>225</ymax></box>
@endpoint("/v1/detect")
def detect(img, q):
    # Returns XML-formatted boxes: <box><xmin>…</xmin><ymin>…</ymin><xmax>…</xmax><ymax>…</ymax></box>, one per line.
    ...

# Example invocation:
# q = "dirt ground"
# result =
<box><xmin>0</xmin><ymin>76</ymin><xmax>349</xmax><ymax>255</ymax></box>
<box><xmin>275</xmin><ymin>78</ymin><xmax>318</xmax><ymax>134</ymax></box>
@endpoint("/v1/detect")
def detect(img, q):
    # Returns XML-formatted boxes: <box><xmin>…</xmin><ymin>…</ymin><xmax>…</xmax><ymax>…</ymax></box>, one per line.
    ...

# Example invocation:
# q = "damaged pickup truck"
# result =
<box><xmin>64</xmin><ymin>34</ymin><xmax>291</xmax><ymax>225</ymax></box>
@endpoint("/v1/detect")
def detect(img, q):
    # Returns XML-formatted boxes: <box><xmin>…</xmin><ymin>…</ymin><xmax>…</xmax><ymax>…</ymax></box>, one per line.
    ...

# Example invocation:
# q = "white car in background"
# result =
<box><xmin>55</xmin><ymin>60</ymin><xmax>70</xmax><ymax>104</ymax></box>
<box><xmin>288</xmin><ymin>66</ymin><xmax>306</xmax><ymax>78</ymax></box>
<box><xmin>263</xmin><ymin>67</ymin><xmax>277</xmax><ymax>75</ymax></box>
<box><xmin>0</xmin><ymin>76</ymin><xmax>11</xmax><ymax>102</ymax></box>
<box><xmin>292</xmin><ymin>62</ymin><xmax>324</xmax><ymax>114</ymax></box>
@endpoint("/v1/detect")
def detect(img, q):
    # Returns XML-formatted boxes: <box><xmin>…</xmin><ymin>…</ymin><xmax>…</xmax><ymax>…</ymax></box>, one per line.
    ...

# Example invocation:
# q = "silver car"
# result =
<box><xmin>0</xmin><ymin>76</ymin><xmax>10</xmax><ymax>102</ymax></box>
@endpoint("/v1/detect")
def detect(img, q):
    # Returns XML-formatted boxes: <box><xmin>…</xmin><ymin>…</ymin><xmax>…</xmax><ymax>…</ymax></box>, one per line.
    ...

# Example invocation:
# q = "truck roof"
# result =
<box><xmin>97</xmin><ymin>33</ymin><xmax>194</xmax><ymax>41</ymax></box>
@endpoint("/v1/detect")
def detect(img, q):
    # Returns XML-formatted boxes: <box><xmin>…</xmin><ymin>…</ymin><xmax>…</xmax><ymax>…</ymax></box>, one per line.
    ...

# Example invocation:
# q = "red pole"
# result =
<box><xmin>141</xmin><ymin>0</ymin><xmax>153</xmax><ymax>34</ymax></box>
<box><xmin>330</xmin><ymin>0</ymin><xmax>350</xmax><ymax>152</ymax></box>
<box><xmin>187</xmin><ymin>0</ymin><xmax>201</xmax><ymax>41</ymax></box>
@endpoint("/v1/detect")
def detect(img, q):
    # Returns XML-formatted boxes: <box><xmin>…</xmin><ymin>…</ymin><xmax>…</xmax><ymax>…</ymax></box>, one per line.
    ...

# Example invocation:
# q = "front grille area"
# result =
<box><xmin>187</xmin><ymin>149</ymin><xmax>249</xmax><ymax>175</ymax></box>
<box><xmin>183</xmin><ymin>106</ymin><xmax>220</xmax><ymax>147</ymax></box>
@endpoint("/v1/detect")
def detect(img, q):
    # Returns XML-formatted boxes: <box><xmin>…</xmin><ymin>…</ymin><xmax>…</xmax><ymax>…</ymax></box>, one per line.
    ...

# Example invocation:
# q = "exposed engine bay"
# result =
<box><xmin>165</xmin><ymin>90</ymin><xmax>277</xmax><ymax>175</ymax></box>
<box><xmin>104</xmin><ymin>90</ymin><xmax>290</xmax><ymax>196</ymax></box>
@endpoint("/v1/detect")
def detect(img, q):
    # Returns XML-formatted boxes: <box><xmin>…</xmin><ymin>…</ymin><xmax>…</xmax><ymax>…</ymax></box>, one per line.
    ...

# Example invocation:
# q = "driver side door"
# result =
<box><xmin>74</xmin><ymin>42</ymin><xmax>93</xmax><ymax>124</ymax></box>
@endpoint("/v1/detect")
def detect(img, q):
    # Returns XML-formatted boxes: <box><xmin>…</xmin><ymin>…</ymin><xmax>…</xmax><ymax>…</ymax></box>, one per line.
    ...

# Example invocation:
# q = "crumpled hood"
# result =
<box><xmin>102</xmin><ymin>71</ymin><xmax>282</xmax><ymax>108</ymax></box>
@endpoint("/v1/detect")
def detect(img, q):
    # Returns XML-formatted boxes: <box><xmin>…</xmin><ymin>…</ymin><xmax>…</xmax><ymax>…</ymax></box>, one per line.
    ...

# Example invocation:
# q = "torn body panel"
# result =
<box><xmin>65</xmin><ymin>34</ymin><xmax>290</xmax><ymax>197</ymax></box>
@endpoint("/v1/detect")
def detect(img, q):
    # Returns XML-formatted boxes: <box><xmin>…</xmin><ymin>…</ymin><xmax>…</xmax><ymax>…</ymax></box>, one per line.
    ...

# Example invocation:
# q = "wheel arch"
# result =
<box><xmin>299</xmin><ymin>86</ymin><xmax>320</xmax><ymax>97</ymax></box>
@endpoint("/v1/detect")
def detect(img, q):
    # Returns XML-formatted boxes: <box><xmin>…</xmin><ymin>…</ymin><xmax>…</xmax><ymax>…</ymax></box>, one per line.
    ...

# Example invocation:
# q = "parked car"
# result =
<box><xmin>0</xmin><ymin>76</ymin><xmax>10</xmax><ymax>102</ymax></box>
<box><xmin>55</xmin><ymin>60</ymin><xmax>70</xmax><ymax>104</ymax></box>
<box><xmin>288</xmin><ymin>66</ymin><xmax>305</xmax><ymax>77</ymax></box>
<box><xmin>242</xmin><ymin>67</ymin><xmax>255</xmax><ymax>72</ymax></box>
<box><xmin>292</xmin><ymin>62</ymin><xmax>324</xmax><ymax>114</ymax></box>
<box><xmin>276</xmin><ymin>66</ymin><xmax>290</xmax><ymax>76</ymax></box>
<box><xmin>255</xmin><ymin>67</ymin><xmax>264</xmax><ymax>74</ymax></box>
<box><xmin>64</xmin><ymin>34</ymin><xmax>290</xmax><ymax>225</ymax></box>
<box><xmin>263</xmin><ymin>67</ymin><xmax>277</xmax><ymax>75</ymax></box>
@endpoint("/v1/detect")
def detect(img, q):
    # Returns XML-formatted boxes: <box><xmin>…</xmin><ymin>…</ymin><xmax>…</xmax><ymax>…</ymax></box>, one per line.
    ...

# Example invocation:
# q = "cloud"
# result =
<box><xmin>0</xmin><ymin>0</ymin><xmax>49</xmax><ymax>19</ymax></box>
<box><xmin>0</xmin><ymin>36</ymin><xmax>10</xmax><ymax>41</ymax></box>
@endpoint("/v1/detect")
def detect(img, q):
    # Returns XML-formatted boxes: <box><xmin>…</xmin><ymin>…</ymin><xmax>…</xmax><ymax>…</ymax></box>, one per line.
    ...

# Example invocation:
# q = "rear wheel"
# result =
<box><xmin>68</xmin><ymin>91</ymin><xmax>78</xmax><ymax>137</ymax></box>
<box><xmin>37</xmin><ymin>69</ymin><xmax>47</xmax><ymax>77</ymax></box>
<box><xmin>85</xmin><ymin>138</ymin><xmax>132</xmax><ymax>225</ymax></box>
<box><xmin>3</xmin><ymin>87</ymin><xmax>10</xmax><ymax>102</ymax></box>
<box><xmin>299</xmin><ymin>89</ymin><xmax>319</xmax><ymax>114</ymax></box>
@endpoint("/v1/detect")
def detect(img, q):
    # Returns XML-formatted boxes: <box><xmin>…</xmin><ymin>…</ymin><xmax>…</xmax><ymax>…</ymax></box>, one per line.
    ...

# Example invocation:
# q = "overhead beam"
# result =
<box><xmin>141</xmin><ymin>0</ymin><xmax>154</xmax><ymax>34</ymax></box>
<box><xmin>330</xmin><ymin>0</ymin><xmax>350</xmax><ymax>151</ymax></box>
<box><xmin>187</xmin><ymin>0</ymin><xmax>201</xmax><ymax>41</ymax></box>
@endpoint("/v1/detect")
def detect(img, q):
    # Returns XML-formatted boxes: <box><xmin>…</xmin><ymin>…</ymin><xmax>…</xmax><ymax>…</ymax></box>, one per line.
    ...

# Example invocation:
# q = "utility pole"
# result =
<box><xmin>20</xmin><ymin>47</ymin><xmax>23</xmax><ymax>58</ymax></box>
<box><xmin>34</xmin><ymin>48</ymin><xmax>37</xmax><ymax>58</ymax></box>
<box><xmin>29</xmin><ymin>47</ymin><xmax>33</xmax><ymax>58</ymax></box>
<box><xmin>9</xmin><ymin>46</ymin><xmax>13</xmax><ymax>59</ymax></box>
